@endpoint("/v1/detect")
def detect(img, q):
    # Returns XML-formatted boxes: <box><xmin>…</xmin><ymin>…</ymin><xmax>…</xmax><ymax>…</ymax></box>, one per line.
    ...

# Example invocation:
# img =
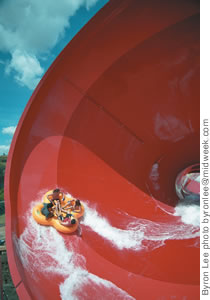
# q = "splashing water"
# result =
<box><xmin>81</xmin><ymin>201</ymin><xmax>200</xmax><ymax>251</ymax></box>
<box><xmin>14</xmin><ymin>205</ymin><xmax>134</xmax><ymax>300</ymax></box>
<box><xmin>80</xmin><ymin>203</ymin><xmax>145</xmax><ymax>250</ymax></box>
<box><xmin>174</xmin><ymin>203</ymin><xmax>200</xmax><ymax>227</ymax></box>
<box><xmin>14</xmin><ymin>196</ymin><xmax>200</xmax><ymax>299</ymax></box>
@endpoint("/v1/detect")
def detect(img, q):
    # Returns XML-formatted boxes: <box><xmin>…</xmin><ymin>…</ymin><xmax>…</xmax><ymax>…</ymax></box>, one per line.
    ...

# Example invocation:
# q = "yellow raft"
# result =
<box><xmin>32</xmin><ymin>190</ymin><xmax>84</xmax><ymax>234</ymax></box>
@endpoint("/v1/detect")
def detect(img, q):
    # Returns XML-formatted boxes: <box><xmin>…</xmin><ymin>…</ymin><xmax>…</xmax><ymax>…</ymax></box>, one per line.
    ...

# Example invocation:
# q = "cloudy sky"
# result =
<box><xmin>0</xmin><ymin>0</ymin><xmax>108</xmax><ymax>155</ymax></box>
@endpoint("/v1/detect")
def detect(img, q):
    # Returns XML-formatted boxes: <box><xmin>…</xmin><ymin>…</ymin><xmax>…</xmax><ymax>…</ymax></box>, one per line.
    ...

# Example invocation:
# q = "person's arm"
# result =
<box><xmin>55</xmin><ymin>201</ymin><xmax>61</xmax><ymax>217</ymax></box>
<box><xmin>51</xmin><ymin>206</ymin><xmax>56</xmax><ymax>213</ymax></box>
<box><xmin>61</xmin><ymin>208</ymin><xmax>70</xmax><ymax>214</ymax></box>
<box><xmin>62</xmin><ymin>201</ymin><xmax>73</xmax><ymax>209</ymax></box>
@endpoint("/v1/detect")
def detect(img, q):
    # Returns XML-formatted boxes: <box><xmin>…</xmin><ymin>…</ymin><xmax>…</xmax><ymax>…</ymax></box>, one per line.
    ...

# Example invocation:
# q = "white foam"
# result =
<box><xmin>81</xmin><ymin>203</ymin><xmax>144</xmax><ymax>250</ymax></box>
<box><xmin>14</xmin><ymin>195</ymin><xmax>200</xmax><ymax>299</ymax></box>
<box><xmin>60</xmin><ymin>270</ymin><xmax>134</xmax><ymax>300</ymax></box>
<box><xmin>81</xmin><ymin>201</ymin><xmax>200</xmax><ymax>251</ymax></box>
<box><xmin>14</xmin><ymin>203</ymin><xmax>134</xmax><ymax>300</ymax></box>
<box><xmin>174</xmin><ymin>204</ymin><xmax>200</xmax><ymax>227</ymax></box>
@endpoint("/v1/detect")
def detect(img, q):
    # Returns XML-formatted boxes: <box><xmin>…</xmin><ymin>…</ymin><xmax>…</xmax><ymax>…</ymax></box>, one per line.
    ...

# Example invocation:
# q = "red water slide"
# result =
<box><xmin>5</xmin><ymin>0</ymin><xmax>200</xmax><ymax>299</ymax></box>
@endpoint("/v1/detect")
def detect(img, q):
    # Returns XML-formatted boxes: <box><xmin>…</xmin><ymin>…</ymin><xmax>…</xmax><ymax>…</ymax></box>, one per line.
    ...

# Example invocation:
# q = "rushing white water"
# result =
<box><xmin>174</xmin><ymin>203</ymin><xmax>200</xmax><ymax>227</ymax></box>
<box><xmin>80</xmin><ymin>201</ymin><xmax>200</xmax><ymax>251</ymax></box>
<box><xmin>14</xmin><ymin>205</ymin><xmax>134</xmax><ymax>300</ymax></box>
<box><xmin>14</xmin><ymin>195</ymin><xmax>200</xmax><ymax>299</ymax></box>
<box><xmin>80</xmin><ymin>202</ymin><xmax>145</xmax><ymax>250</ymax></box>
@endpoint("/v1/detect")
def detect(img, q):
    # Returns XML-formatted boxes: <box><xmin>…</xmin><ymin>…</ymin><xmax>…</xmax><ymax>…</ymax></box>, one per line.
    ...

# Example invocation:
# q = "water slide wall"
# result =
<box><xmin>5</xmin><ymin>0</ymin><xmax>200</xmax><ymax>299</ymax></box>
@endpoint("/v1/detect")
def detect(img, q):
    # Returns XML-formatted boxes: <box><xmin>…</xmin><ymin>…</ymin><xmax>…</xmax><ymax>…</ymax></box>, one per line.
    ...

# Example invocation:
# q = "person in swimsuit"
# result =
<box><xmin>54</xmin><ymin>198</ymin><xmax>63</xmax><ymax>220</ymax></box>
<box><xmin>41</xmin><ymin>202</ymin><xmax>54</xmax><ymax>219</ymax></box>
<box><xmin>59</xmin><ymin>213</ymin><xmax>77</xmax><ymax>226</ymax></box>
<box><xmin>73</xmin><ymin>199</ymin><xmax>81</xmax><ymax>213</ymax></box>
<box><xmin>60</xmin><ymin>199</ymin><xmax>82</xmax><ymax>235</ymax></box>
<box><xmin>47</xmin><ymin>189</ymin><xmax>65</xmax><ymax>220</ymax></box>
<box><xmin>60</xmin><ymin>197</ymin><xmax>76</xmax><ymax>211</ymax></box>
<box><xmin>47</xmin><ymin>188</ymin><xmax>64</xmax><ymax>204</ymax></box>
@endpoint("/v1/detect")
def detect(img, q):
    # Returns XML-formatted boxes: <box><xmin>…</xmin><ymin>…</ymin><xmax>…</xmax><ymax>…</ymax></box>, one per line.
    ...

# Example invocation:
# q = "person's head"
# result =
<box><xmin>53</xmin><ymin>188</ymin><xmax>60</xmax><ymax>194</ymax></box>
<box><xmin>75</xmin><ymin>199</ymin><xmax>81</xmax><ymax>206</ymax></box>
<box><xmin>47</xmin><ymin>203</ymin><xmax>53</xmax><ymax>208</ymax></box>
<box><xmin>71</xmin><ymin>219</ymin><xmax>76</xmax><ymax>225</ymax></box>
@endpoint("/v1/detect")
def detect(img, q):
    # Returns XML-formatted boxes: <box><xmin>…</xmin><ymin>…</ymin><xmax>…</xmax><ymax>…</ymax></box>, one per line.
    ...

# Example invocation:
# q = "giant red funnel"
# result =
<box><xmin>5</xmin><ymin>0</ymin><xmax>200</xmax><ymax>299</ymax></box>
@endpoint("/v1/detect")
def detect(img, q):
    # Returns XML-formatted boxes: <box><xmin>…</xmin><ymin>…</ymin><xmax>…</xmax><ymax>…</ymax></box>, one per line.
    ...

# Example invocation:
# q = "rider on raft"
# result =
<box><xmin>41</xmin><ymin>202</ymin><xmax>54</xmax><ymax>219</ymax></box>
<box><xmin>41</xmin><ymin>188</ymin><xmax>81</xmax><ymax>225</ymax></box>
<box><xmin>41</xmin><ymin>188</ymin><xmax>63</xmax><ymax>220</ymax></box>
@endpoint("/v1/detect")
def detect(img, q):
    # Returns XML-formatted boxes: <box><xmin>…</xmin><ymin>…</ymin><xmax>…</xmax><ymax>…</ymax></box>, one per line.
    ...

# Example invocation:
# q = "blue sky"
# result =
<box><xmin>0</xmin><ymin>0</ymin><xmax>108</xmax><ymax>155</ymax></box>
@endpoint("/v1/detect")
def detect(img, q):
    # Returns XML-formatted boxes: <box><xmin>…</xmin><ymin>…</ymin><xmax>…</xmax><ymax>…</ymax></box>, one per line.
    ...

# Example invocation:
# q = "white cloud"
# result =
<box><xmin>2</xmin><ymin>126</ymin><xmax>16</xmax><ymax>135</ymax></box>
<box><xmin>86</xmin><ymin>0</ymin><xmax>99</xmax><ymax>10</ymax></box>
<box><xmin>0</xmin><ymin>145</ymin><xmax>10</xmax><ymax>154</ymax></box>
<box><xmin>0</xmin><ymin>0</ymin><xmax>100</xmax><ymax>90</ymax></box>
<box><xmin>5</xmin><ymin>50</ymin><xmax>44</xmax><ymax>89</ymax></box>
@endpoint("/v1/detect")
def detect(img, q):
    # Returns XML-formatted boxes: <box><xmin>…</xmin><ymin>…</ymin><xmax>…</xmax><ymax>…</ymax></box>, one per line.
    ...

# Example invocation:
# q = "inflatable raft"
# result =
<box><xmin>32</xmin><ymin>190</ymin><xmax>84</xmax><ymax>234</ymax></box>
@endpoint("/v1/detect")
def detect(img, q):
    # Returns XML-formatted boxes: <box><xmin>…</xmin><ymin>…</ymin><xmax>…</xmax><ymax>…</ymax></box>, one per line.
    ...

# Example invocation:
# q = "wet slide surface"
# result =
<box><xmin>5</xmin><ymin>0</ymin><xmax>200</xmax><ymax>299</ymax></box>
